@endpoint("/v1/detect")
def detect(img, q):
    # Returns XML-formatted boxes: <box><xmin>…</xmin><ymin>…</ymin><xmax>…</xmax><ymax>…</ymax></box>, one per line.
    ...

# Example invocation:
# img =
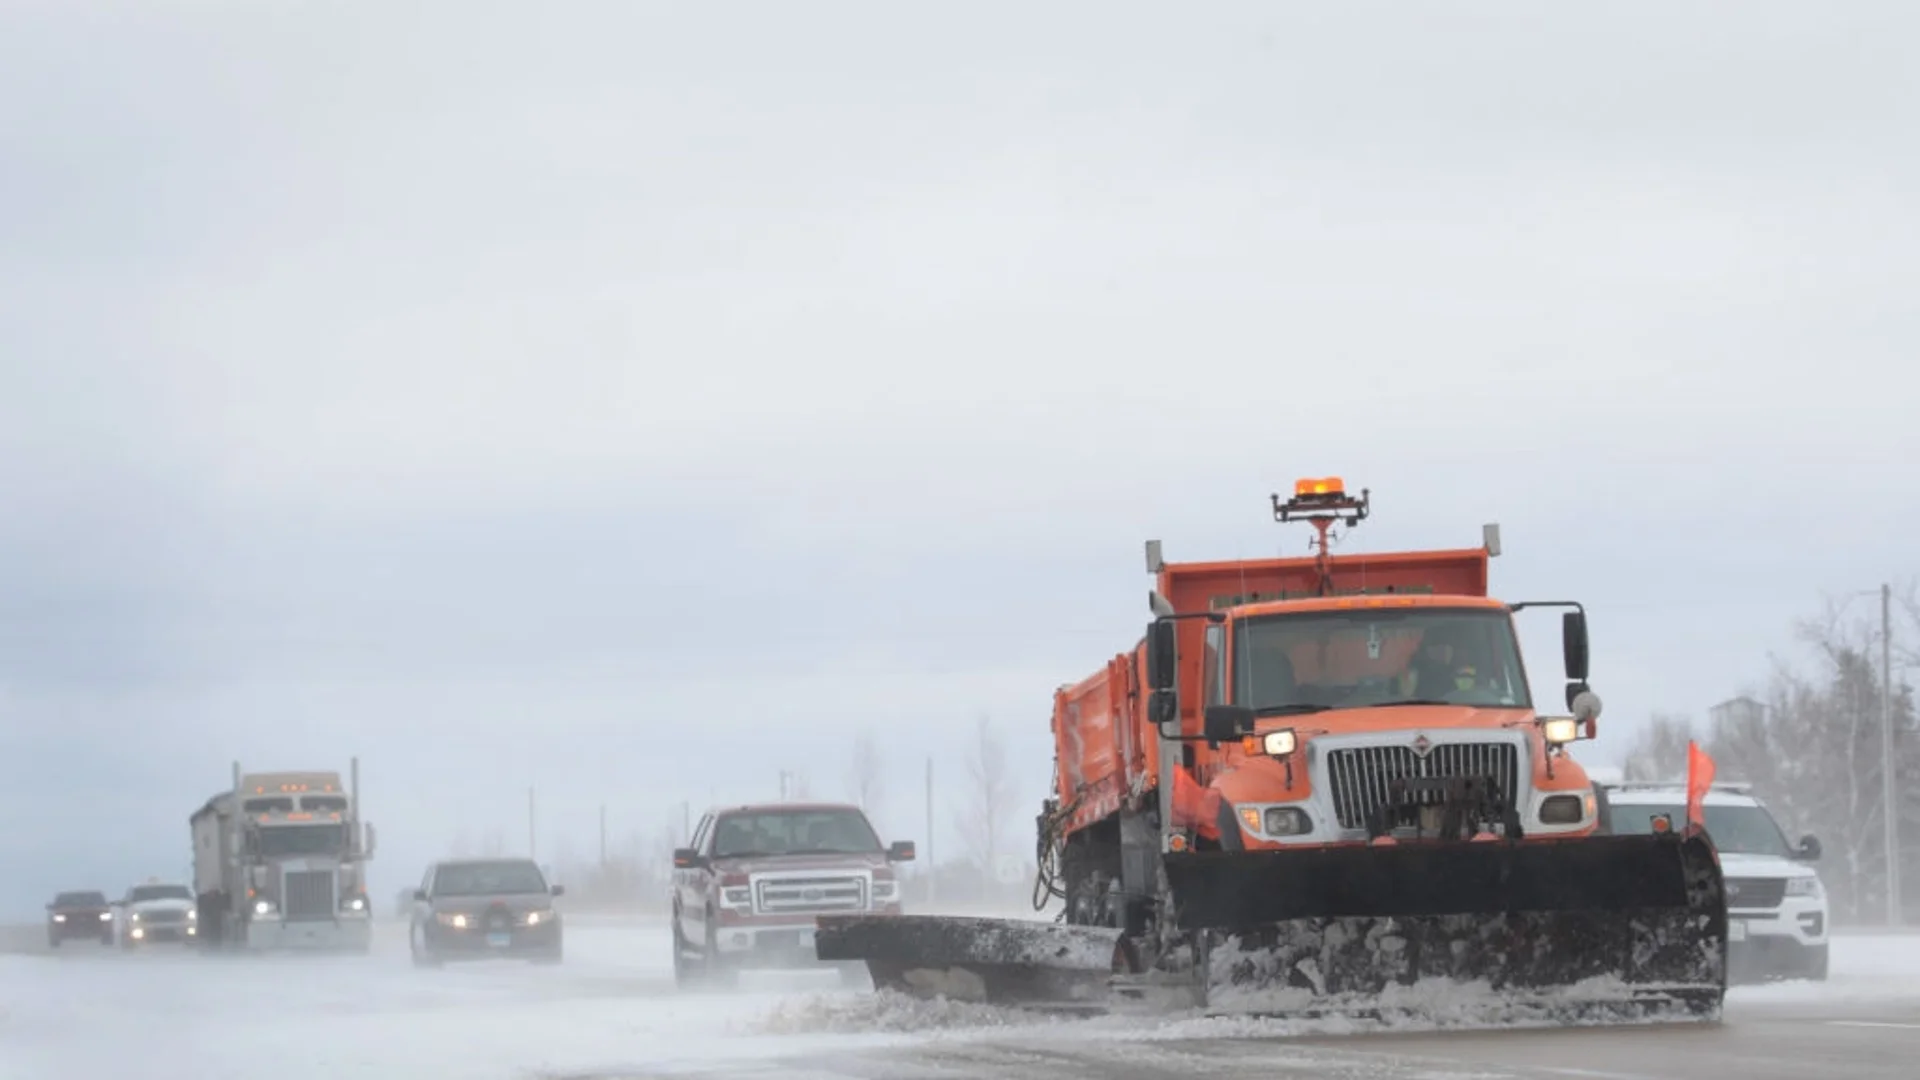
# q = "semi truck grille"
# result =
<box><xmin>754</xmin><ymin>875</ymin><xmax>866</xmax><ymax>915</ymax></box>
<box><xmin>282</xmin><ymin>869</ymin><xmax>337</xmax><ymax>921</ymax></box>
<box><xmin>1326</xmin><ymin>741</ymin><xmax>1521</xmax><ymax>830</ymax></box>
<box><xmin>1725</xmin><ymin>877</ymin><xmax>1786</xmax><ymax>909</ymax></box>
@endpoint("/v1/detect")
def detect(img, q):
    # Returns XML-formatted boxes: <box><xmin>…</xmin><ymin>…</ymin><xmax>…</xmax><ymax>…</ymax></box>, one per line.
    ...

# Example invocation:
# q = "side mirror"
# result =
<box><xmin>1568</xmin><ymin>688</ymin><xmax>1602</xmax><ymax>739</ymax></box>
<box><xmin>550</xmin><ymin>884</ymin><xmax>566</xmax><ymax>897</ymax></box>
<box><xmin>412</xmin><ymin>888</ymin><xmax>427</xmax><ymax>902</ymax></box>
<box><xmin>1796</xmin><ymin>835</ymin><xmax>1822</xmax><ymax>862</ymax></box>
<box><xmin>1203</xmin><ymin>704</ymin><xmax>1256</xmax><ymax>745</ymax></box>
<box><xmin>1145</xmin><ymin>618</ymin><xmax>1178</xmax><ymax>692</ymax></box>
<box><xmin>1562</xmin><ymin>611</ymin><xmax>1590</xmax><ymax>683</ymax></box>
<box><xmin>1147</xmin><ymin>688</ymin><xmax>1178</xmax><ymax>731</ymax></box>
<box><xmin>887</xmin><ymin>840</ymin><xmax>916</xmax><ymax>862</ymax></box>
<box><xmin>672</xmin><ymin>847</ymin><xmax>705</xmax><ymax>869</ymax></box>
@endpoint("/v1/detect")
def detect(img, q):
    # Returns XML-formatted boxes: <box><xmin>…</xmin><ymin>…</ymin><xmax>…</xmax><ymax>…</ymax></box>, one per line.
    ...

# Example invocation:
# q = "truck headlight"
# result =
<box><xmin>52</xmin><ymin>914</ymin><xmax>65</xmax><ymax>922</ymax></box>
<box><xmin>1263</xmin><ymin>807</ymin><xmax>1311</xmax><ymax>836</ymax></box>
<box><xmin>1262</xmin><ymin>730</ymin><xmax>1297</xmax><ymax>757</ymax></box>
<box><xmin>1786</xmin><ymin>876</ymin><xmax>1824</xmax><ymax>898</ymax></box>
<box><xmin>1541</xmin><ymin>718</ymin><xmax>1579</xmax><ymax>745</ymax></box>
<box><xmin>342</xmin><ymin>895</ymin><xmax>366</xmax><ymax>912</ymax></box>
<box><xmin>253</xmin><ymin>899</ymin><xmax>274</xmax><ymax>916</ymax></box>
<box><xmin>99</xmin><ymin>912</ymin><xmax>112</xmax><ymax>922</ymax></box>
<box><xmin>871</xmin><ymin>879</ymin><xmax>898</xmax><ymax>903</ymax></box>
<box><xmin>436</xmin><ymin>912</ymin><xmax>469</xmax><ymax>928</ymax></box>
<box><xmin>720</xmin><ymin>886</ymin><xmax>752</xmax><ymax>907</ymax></box>
<box><xmin>1538</xmin><ymin>794</ymin><xmax>1585</xmax><ymax>824</ymax></box>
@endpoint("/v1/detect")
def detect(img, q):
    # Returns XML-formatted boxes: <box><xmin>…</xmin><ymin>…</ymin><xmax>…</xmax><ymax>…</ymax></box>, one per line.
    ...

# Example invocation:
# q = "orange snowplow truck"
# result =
<box><xmin>817</xmin><ymin>480</ymin><xmax>1728</xmax><ymax>1020</ymax></box>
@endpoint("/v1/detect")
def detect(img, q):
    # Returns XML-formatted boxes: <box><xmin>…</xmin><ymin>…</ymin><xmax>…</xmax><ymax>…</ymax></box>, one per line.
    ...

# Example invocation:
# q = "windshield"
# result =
<box><xmin>711</xmin><ymin>808</ymin><xmax>883</xmax><ymax>858</ymax></box>
<box><xmin>1606</xmin><ymin>801</ymin><xmax>1794</xmax><ymax>858</ymax></box>
<box><xmin>54</xmin><ymin>891</ymin><xmax>107</xmax><ymax>907</ymax></box>
<box><xmin>433</xmin><ymin>860</ymin><xmax>549</xmax><ymax>897</ymax></box>
<box><xmin>1233</xmin><ymin>606</ymin><xmax>1530</xmax><ymax>713</ymax></box>
<box><xmin>128</xmin><ymin>885</ymin><xmax>192</xmax><ymax>904</ymax></box>
<box><xmin>256</xmin><ymin>824</ymin><xmax>347</xmax><ymax>857</ymax></box>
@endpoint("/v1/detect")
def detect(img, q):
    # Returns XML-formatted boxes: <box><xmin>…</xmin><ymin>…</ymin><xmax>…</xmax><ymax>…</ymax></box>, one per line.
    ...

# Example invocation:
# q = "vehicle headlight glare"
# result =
<box><xmin>253</xmin><ymin>900</ymin><xmax>272</xmax><ymax>916</ymax></box>
<box><xmin>1541</xmin><ymin>718</ymin><xmax>1579</xmax><ymax>744</ymax></box>
<box><xmin>1262</xmin><ymin>730</ymin><xmax>1297</xmax><ymax>757</ymax></box>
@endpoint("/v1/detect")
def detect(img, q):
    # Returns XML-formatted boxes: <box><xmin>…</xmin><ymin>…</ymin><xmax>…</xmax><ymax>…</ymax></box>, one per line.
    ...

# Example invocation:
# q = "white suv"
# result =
<box><xmin>1597</xmin><ymin>782</ymin><xmax>1828</xmax><ymax>983</ymax></box>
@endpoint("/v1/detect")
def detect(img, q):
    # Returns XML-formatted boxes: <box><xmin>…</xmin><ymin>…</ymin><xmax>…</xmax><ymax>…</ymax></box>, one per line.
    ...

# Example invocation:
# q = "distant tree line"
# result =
<box><xmin>1623</xmin><ymin>585</ymin><xmax>1920</xmax><ymax>926</ymax></box>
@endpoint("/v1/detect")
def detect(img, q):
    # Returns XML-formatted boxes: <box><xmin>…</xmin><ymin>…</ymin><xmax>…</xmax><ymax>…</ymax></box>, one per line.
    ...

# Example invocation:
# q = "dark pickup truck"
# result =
<box><xmin>47</xmin><ymin>890</ymin><xmax>114</xmax><ymax>947</ymax></box>
<box><xmin>670</xmin><ymin>801</ymin><xmax>913</xmax><ymax>989</ymax></box>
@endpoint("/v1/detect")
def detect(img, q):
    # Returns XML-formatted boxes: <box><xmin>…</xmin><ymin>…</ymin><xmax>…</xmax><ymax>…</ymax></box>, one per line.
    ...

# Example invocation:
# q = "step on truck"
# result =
<box><xmin>192</xmin><ymin>758</ymin><xmax>378</xmax><ymax>952</ymax></box>
<box><xmin>817</xmin><ymin>479</ymin><xmax>1729</xmax><ymax>1023</ymax></box>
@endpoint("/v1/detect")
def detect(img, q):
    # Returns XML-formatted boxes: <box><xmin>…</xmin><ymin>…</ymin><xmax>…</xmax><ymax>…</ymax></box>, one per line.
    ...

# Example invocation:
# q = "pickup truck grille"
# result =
<box><xmin>139</xmin><ymin>909</ymin><xmax>188</xmax><ymax>924</ymax></box>
<box><xmin>1326</xmin><ymin>741</ymin><xmax>1521</xmax><ymax>830</ymax></box>
<box><xmin>1725</xmin><ymin>877</ymin><xmax>1786</xmax><ymax>909</ymax></box>
<box><xmin>282</xmin><ymin>869</ymin><xmax>337</xmax><ymax>921</ymax></box>
<box><xmin>754</xmin><ymin>875</ymin><xmax>866</xmax><ymax>915</ymax></box>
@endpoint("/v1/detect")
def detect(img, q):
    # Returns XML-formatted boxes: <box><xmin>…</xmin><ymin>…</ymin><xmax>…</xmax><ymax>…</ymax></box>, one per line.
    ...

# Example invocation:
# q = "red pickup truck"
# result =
<box><xmin>671</xmin><ymin>801</ymin><xmax>913</xmax><ymax>989</ymax></box>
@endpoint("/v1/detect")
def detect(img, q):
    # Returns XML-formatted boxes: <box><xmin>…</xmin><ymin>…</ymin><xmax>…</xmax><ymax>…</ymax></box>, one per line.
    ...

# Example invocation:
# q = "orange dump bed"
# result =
<box><xmin>1050</xmin><ymin>546</ymin><xmax>1491</xmax><ymax>837</ymax></box>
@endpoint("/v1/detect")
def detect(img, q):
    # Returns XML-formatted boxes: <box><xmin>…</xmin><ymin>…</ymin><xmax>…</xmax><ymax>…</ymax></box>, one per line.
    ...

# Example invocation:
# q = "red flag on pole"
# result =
<box><xmin>1685</xmin><ymin>740</ymin><xmax>1716</xmax><ymax>833</ymax></box>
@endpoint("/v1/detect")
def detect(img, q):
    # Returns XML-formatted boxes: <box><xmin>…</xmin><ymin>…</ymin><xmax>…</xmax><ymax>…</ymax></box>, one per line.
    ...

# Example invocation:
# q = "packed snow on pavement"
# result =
<box><xmin>3</xmin><ymin>922</ymin><xmax>1918</xmax><ymax>1079</ymax></box>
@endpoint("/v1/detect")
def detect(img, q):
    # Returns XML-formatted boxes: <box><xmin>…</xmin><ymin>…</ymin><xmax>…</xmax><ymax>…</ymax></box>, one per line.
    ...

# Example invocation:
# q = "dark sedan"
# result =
<box><xmin>408</xmin><ymin>857</ymin><xmax>564</xmax><ymax>966</ymax></box>
<box><xmin>47</xmin><ymin>890</ymin><xmax>114</xmax><ymax>947</ymax></box>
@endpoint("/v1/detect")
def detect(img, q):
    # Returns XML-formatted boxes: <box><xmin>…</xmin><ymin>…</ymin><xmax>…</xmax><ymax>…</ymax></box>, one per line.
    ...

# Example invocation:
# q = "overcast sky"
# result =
<box><xmin>2</xmin><ymin>1</ymin><xmax>1916</xmax><ymax>918</ymax></box>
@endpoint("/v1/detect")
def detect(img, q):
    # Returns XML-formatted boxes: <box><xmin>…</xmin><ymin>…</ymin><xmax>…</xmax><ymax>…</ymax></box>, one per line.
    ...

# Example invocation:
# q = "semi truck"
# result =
<box><xmin>191</xmin><ymin>758</ymin><xmax>377</xmax><ymax>952</ymax></box>
<box><xmin>818</xmin><ymin>479</ymin><xmax>1729</xmax><ymax>1023</ymax></box>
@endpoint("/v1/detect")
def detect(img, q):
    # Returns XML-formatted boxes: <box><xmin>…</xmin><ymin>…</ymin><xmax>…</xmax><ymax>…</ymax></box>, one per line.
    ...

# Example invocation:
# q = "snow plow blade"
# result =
<box><xmin>1164</xmin><ymin>831</ymin><xmax>1728</xmax><ymax>1017</ymax></box>
<box><xmin>813</xmin><ymin>914</ymin><xmax>1123</xmax><ymax>1008</ymax></box>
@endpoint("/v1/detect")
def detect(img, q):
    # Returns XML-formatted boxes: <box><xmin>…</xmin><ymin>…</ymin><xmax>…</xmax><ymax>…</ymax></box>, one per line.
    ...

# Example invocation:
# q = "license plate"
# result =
<box><xmin>1728</xmin><ymin>919</ymin><xmax>1747</xmax><ymax>942</ymax></box>
<box><xmin>487</xmin><ymin>932</ymin><xmax>511</xmax><ymax>948</ymax></box>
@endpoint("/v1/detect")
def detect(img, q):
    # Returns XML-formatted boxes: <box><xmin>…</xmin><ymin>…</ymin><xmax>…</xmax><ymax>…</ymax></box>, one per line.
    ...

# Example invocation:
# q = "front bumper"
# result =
<box><xmin>244</xmin><ymin>915</ymin><xmax>373</xmax><ymax>950</ymax></box>
<box><xmin>712</xmin><ymin>904</ymin><xmax>903</xmax><ymax>966</ymax></box>
<box><xmin>125</xmin><ymin>920</ymin><xmax>197</xmax><ymax>944</ymax></box>
<box><xmin>49</xmin><ymin>917</ymin><xmax>112</xmax><ymax>940</ymax></box>
<box><xmin>423</xmin><ymin>917</ymin><xmax>560</xmax><ymax>958</ymax></box>
<box><xmin>1728</xmin><ymin>897</ymin><xmax>1828</xmax><ymax>982</ymax></box>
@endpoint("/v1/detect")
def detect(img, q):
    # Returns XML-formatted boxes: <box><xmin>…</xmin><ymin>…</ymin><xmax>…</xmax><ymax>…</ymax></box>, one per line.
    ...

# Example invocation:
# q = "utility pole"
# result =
<box><xmin>527</xmin><ymin>787</ymin><xmax>537</xmax><ymax>861</ymax></box>
<box><xmin>925</xmin><ymin>754</ymin><xmax>936</xmax><ymax>905</ymax></box>
<box><xmin>1884</xmin><ymin>583</ymin><xmax>1901</xmax><ymax>927</ymax></box>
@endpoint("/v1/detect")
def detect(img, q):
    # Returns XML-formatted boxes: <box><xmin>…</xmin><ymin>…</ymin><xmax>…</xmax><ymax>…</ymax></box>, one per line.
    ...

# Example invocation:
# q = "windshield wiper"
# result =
<box><xmin>1362</xmin><ymin>699</ymin><xmax>1457</xmax><ymax>708</ymax></box>
<box><xmin>1254</xmin><ymin>704</ymin><xmax>1332</xmax><ymax>716</ymax></box>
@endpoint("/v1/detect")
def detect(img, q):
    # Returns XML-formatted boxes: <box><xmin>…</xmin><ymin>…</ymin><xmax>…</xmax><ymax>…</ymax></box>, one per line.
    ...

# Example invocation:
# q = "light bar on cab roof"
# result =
<box><xmin>1294</xmin><ymin>477</ymin><xmax>1344</xmax><ymax>497</ymax></box>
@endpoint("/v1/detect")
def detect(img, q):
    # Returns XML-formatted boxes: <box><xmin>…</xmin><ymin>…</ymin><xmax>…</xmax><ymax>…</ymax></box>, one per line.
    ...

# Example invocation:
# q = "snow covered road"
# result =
<box><xmin>2</xmin><ymin>922</ymin><xmax>1917</xmax><ymax>1079</ymax></box>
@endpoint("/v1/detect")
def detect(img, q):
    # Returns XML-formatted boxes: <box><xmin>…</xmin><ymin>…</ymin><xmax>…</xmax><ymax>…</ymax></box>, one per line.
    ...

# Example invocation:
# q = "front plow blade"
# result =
<box><xmin>814</xmin><ymin>914</ymin><xmax>1123</xmax><ymax>1009</ymax></box>
<box><xmin>1163</xmin><ymin>833</ymin><xmax>1727</xmax><ymax>1018</ymax></box>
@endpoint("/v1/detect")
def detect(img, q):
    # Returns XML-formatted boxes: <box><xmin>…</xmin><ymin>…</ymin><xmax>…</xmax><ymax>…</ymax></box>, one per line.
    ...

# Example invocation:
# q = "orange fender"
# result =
<box><xmin>1171</xmin><ymin>768</ymin><xmax>1223</xmax><ymax>841</ymax></box>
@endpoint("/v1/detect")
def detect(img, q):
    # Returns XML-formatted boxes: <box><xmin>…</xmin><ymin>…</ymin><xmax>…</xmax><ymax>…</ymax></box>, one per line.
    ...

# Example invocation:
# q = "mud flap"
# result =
<box><xmin>813</xmin><ymin>914</ymin><xmax>1124</xmax><ymax>1008</ymax></box>
<box><xmin>1162</xmin><ymin>832</ymin><xmax>1727</xmax><ymax>1016</ymax></box>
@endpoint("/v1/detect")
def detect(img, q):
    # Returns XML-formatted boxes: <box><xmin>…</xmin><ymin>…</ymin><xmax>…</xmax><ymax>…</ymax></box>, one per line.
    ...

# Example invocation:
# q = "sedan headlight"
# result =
<box><xmin>1786</xmin><ymin>876</ymin><xmax>1824</xmax><ymax>898</ymax></box>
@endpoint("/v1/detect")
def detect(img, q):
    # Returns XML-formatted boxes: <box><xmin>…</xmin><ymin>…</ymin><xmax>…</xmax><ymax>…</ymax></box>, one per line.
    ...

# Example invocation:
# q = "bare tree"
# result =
<box><xmin>1622</xmin><ymin>712</ymin><xmax>1698</xmax><ymax>782</ymax></box>
<box><xmin>956</xmin><ymin>713</ymin><xmax>1016</xmax><ymax>877</ymax></box>
<box><xmin>847</xmin><ymin>727</ymin><xmax>885</xmax><ymax>812</ymax></box>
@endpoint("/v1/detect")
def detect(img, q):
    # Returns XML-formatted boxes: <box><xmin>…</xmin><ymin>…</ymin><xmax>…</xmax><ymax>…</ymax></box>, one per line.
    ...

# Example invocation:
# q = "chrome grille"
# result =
<box><xmin>1725</xmin><ymin>877</ymin><xmax>1786</xmax><ymax>909</ymax></box>
<box><xmin>282</xmin><ymin>869</ymin><xmax>336</xmax><ymax>921</ymax></box>
<box><xmin>139</xmin><ymin>909</ymin><xmax>188</xmax><ymax>924</ymax></box>
<box><xmin>1325</xmin><ymin>741</ymin><xmax>1521</xmax><ymax>830</ymax></box>
<box><xmin>754</xmin><ymin>875</ymin><xmax>866</xmax><ymax>915</ymax></box>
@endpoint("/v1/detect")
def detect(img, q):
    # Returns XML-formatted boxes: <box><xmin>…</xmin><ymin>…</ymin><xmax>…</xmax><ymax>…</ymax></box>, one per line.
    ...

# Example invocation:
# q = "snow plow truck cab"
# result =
<box><xmin>817</xmin><ymin>479</ymin><xmax>1729</xmax><ymax>1022</ymax></box>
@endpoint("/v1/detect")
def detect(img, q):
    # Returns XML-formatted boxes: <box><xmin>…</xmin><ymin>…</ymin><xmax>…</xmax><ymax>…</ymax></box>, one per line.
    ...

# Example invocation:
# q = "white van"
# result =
<box><xmin>1597</xmin><ymin>781</ymin><xmax>1828</xmax><ymax>983</ymax></box>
